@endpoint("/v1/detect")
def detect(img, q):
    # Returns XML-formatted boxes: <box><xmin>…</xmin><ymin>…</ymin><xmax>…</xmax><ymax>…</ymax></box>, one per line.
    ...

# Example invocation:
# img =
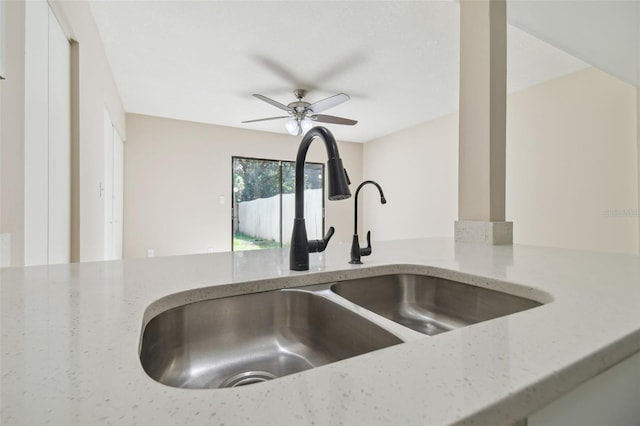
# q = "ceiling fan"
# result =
<box><xmin>242</xmin><ymin>89</ymin><xmax>358</xmax><ymax>136</ymax></box>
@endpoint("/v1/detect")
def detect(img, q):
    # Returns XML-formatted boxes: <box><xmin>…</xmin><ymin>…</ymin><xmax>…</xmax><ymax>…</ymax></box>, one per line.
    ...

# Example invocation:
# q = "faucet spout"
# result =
<box><xmin>290</xmin><ymin>127</ymin><xmax>351</xmax><ymax>271</ymax></box>
<box><xmin>350</xmin><ymin>180</ymin><xmax>386</xmax><ymax>265</ymax></box>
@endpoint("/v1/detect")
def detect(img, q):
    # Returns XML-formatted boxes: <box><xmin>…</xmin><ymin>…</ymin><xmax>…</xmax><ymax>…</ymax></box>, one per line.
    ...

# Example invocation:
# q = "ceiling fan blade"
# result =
<box><xmin>311</xmin><ymin>114</ymin><xmax>358</xmax><ymax>126</ymax></box>
<box><xmin>307</xmin><ymin>93</ymin><xmax>350</xmax><ymax>114</ymax></box>
<box><xmin>241</xmin><ymin>116</ymin><xmax>289</xmax><ymax>123</ymax></box>
<box><xmin>252</xmin><ymin>94</ymin><xmax>293</xmax><ymax>112</ymax></box>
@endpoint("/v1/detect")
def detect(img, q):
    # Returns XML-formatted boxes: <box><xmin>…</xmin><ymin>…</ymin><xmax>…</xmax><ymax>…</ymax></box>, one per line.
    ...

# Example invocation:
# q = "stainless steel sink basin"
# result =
<box><xmin>140</xmin><ymin>289</ymin><xmax>402</xmax><ymax>389</ymax></box>
<box><xmin>331</xmin><ymin>274</ymin><xmax>542</xmax><ymax>336</ymax></box>
<box><xmin>140</xmin><ymin>271</ymin><xmax>546</xmax><ymax>389</ymax></box>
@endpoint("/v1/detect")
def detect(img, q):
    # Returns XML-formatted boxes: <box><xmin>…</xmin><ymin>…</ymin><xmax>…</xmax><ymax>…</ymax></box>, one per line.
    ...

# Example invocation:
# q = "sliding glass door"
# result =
<box><xmin>232</xmin><ymin>157</ymin><xmax>324</xmax><ymax>251</ymax></box>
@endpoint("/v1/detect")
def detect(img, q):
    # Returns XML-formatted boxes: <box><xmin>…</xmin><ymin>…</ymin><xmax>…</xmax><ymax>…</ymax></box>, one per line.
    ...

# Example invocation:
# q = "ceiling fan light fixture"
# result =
<box><xmin>300</xmin><ymin>118</ymin><xmax>313</xmax><ymax>132</ymax></box>
<box><xmin>285</xmin><ymin>118</ymin><xmax>301</xmax><ymax>136</ymax></box>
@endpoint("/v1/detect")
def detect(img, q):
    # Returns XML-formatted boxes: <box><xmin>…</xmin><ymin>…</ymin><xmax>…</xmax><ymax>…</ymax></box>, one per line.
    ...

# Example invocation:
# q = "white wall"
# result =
<box><xmin>364</xmin><ymin>68</ymin><xmax>638</xmax><ymax>254</ymax></box>
<box><xmin>124</xmin><ymin>114</ymin><xmax>362</xmax><ymax>259</ymax></box>
<box><xmin>363</xmin><ymin>113</ymin><xmax>459</xmax><ymax>241</ymax></box>
<box><xmin>506</xmin><ymin>68</ymin><xmax>637</xmax><ymax>254</ymax></box>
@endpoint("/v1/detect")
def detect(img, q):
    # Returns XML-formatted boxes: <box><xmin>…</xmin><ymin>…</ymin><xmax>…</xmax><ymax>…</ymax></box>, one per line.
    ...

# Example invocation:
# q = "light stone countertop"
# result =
<box><xmin>2</xmin><ymin>238</ymin><xmax>639</xmax><ymax>426</ymax></box>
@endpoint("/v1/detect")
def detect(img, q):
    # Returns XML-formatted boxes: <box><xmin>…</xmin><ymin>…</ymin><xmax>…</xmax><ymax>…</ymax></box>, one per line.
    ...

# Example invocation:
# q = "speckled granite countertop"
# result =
<box><xmin>2</xmin><ymin>239</ymin><xmax>639</xmax><ymax>425</ymax></box>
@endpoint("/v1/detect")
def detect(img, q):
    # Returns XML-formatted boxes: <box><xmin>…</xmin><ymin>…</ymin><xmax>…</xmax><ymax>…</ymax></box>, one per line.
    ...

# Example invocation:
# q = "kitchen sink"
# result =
<box><xmin>140</xmin><ymin>271</ymin><xmax>545</xmax><ymax>389</ymax></box>
<box><xmin>139</xmin><ymin>289</ymin><xmax>402</xmax><ymax>389</ymax></box>
<box><xmin>331</xmin><ymin>273</ymin><xmax>542</xmax><ymax>336</ymax></box>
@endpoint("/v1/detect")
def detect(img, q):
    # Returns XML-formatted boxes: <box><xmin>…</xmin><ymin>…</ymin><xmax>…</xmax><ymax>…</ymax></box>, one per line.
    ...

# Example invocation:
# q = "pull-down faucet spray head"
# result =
<box><xmin>327</xmin><ymin>158</ymin><xmax>351</xmax><ymax>200</ymax></box>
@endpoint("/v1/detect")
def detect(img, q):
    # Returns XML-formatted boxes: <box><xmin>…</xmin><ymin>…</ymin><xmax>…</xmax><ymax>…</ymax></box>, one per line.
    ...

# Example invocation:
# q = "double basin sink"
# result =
<box><xmin>140</xmin><ymin>272</ymin><xmax>544</xmax><ymax>389</ymax></box>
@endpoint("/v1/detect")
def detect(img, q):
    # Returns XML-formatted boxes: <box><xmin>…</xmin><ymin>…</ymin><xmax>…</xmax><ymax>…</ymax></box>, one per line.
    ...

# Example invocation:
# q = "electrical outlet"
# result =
<box><xmin>147</xmin><ymin>249</ymin><xmax>154</xmax><ymax>257</ymax></box>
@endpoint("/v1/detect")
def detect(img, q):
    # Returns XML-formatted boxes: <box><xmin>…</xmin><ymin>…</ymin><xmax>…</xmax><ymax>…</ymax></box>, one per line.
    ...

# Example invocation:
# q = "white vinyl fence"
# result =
<box><xmin>237</xmin><ymin>189</ymin><xmax>323</xmax><ymax>243</ymax></box>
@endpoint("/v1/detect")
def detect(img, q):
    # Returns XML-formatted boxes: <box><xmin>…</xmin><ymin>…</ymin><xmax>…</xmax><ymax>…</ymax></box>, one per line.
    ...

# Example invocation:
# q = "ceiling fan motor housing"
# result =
<box><xmin>289</xmin><ymin>101</ymin><xmax>311</xmax><ymax>117</ymax></box>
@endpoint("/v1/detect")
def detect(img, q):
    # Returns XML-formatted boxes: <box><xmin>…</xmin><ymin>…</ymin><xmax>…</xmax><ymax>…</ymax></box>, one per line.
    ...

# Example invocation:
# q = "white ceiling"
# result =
<box><xmin>89</xmin><ymin>0</ymin><xmax>591</xmax><ymax>143</ymax></box>
<box><xmin>508</xmin><ymin>0</ymin><xmax>640</xmax><ymax>88</ymax></box>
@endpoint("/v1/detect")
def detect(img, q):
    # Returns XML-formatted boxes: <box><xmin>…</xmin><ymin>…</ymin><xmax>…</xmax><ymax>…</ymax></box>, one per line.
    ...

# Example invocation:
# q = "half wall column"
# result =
<box><xmin>455</xmin><ymin>0</ymin><xmax>513</xmax><ymax>244</ymax></box>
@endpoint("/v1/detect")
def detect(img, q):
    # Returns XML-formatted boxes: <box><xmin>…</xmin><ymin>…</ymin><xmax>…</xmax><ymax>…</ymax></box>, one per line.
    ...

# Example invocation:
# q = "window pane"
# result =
<box><xmin>232</xmin><ymin>157</ymin><xmax>324</xmax><ymax>252</ymax></box>
<box><xmin>281</xmin><ymin>162</ymin><xmax>324</xmax><ymax>247</ymax></box>
<box><xmin>232</xmin><ymin>158</ymin><xmax>281</xmax><ymax>251</ymax></box>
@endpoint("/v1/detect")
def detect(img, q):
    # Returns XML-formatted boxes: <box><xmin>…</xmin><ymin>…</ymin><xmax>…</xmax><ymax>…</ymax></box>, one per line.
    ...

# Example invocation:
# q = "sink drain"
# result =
<box><xmin>219</xmin><ymin>371</ymin><xmax>277</xmax><ymax>388</ymax></box>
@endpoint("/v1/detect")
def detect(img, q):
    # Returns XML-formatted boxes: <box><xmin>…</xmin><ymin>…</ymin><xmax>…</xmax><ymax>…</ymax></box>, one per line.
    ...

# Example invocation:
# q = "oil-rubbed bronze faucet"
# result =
<box><xmin>290</xmin><ymin>127</ymin><xmax>351</xmax><ymax>271</ymax></box>
<box><xmin>349</xmin><ymin>180</ymin><xmax>386</xmax><ymax>264</ymax></box>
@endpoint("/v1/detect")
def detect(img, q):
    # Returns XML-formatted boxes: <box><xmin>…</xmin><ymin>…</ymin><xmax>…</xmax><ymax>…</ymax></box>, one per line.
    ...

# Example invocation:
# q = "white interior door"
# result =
<box><xmin>24</xmin><ymin>0</ymin><xmax>70</xmax><ymax>266</ymax></box>
<box><xmin>24</xmin><ymin>0</ymin><xmax>49</xmax><ymax>266</ymax></box>
<box><xmin>0</xmin><ymin>1</ymin><xmax>5</xmax><ymax>79</ymax></box>
<box><xmin>103</xmin><ymin>110</ymin><xmax>124</xmax><ymax>261</ymax></box>
<box><xmin>112</xmin><ymin>130</ymin><xmax>124</xmax><ymax>259</ymax></box>
<box><xmin>103</xmin><ymin>110</ymin><xmax>114</xmax><ymax>259</ymax></box>
<box><xmin>48</xmin><ymin>8</ymin><xmax>71</xmax><ymax>265</ymax></box>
